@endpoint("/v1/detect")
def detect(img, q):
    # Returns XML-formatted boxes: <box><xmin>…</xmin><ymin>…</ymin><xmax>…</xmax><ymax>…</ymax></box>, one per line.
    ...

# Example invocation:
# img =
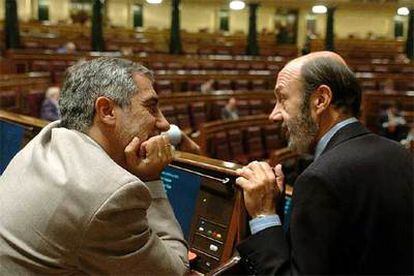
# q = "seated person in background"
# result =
<box><xmin>120</xmin><ymin>46</ymin><xmax>133</xmax><ymax>56</ymax></box>
<box><xmin>382</xmin><ymin>78</ymin><xmax>395</xmax><ymax>93</ymax></box>
<box><xmin>200</xmin><ymin>79</ymin><xmax>215</xmax><ymax>93</ymax></box>
<box><xmin>379</xmin><ymin>103</ymin><xmax>407</xmax><ymax>141</ymax></box>
<box><xmin>221</xmin><ymin>97</ymin><xmax>239</xmax><ymax>120</ymax></box>
<box><xmin>57</xmin><ymin>41</ymin><xmax>77</xmax><ymax>54</ymax></box>
<box><xmin>0</xmin><ymin>58</ymin><xmax>196</xmax><ymax>275</ymax></box>
<box><xmin>235</xmin><ymin>51</ymin><xmax>413</xmax><ymax>275</ymax></box>
<box><xmin>40</xmin><ymin>86</ymin><xmax>60</xmax><ymax>121</ymax></box>
<box><xmin>395</xmin><ymin>53</ymin><xmax>410</xmax><ymax>64</ymax></box>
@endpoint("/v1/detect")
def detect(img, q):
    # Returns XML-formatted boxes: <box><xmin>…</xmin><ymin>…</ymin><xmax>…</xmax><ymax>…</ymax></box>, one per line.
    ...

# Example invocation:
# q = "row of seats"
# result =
<box><xmin>0</xmin><ymin>73</ymin><xmax>51</xmax><ymax>117</ymax></box>
<box><xmin>7</xmin><ymin>21</ymin><xmax>298</xmax><ymax>56</ymax></box>
<box><xmin>161</xmin><ymin>98</ymin><xmax>275</xmax><ymax>131</ymax></box>
<box><xmin>199</xmin><ymin>116</ymin><xmax>286</xmax><ymax>164</ymax></box>
<box><xmin>154</xmin><ymin>79</ymin><xmax>271</xmax><ymax>94</ymax></box>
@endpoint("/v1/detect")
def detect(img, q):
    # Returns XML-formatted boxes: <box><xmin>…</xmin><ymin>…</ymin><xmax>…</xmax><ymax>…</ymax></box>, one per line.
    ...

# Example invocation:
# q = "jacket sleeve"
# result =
<box><xmin>77</xmin><ymin>180</ymin><xmax>188</xmax><ymax>275</ymax></box>
<box><xmin>237</xmin><ymin>172</ymin><xmax>343</xmax><ymax>275</ymax></box>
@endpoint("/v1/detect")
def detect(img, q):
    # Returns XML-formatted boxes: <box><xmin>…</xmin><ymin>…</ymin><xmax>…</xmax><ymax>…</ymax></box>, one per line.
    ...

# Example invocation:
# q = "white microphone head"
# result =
<box><xmin>163</xmin><ymin>124</ymin><xmax>182</xmax><ymax>146</ymax></box>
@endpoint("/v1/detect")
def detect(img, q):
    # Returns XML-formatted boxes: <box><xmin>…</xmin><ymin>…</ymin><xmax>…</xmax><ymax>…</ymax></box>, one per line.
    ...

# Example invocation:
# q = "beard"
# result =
<box><xmin>283</xmin><ymin>101</ymin><xmax>319</xmax><ymax>154</ymax></box>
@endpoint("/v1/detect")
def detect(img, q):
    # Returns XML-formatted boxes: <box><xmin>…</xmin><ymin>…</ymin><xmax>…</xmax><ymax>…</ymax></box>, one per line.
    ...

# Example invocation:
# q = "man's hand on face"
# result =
<box><xmin>124</xmin><ymin>135</ymin><xmax>173</xmax><ymax>181</ymax></box>
<box><xmin>236</xmin><ymin>161</ymin><xmax>285</xmax><ymax>218</ymax></box>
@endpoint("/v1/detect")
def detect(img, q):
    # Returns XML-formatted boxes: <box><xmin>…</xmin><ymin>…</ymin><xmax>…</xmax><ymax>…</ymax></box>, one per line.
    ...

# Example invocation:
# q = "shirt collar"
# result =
<box><xmin>314</xmin><ymin>117</ymin><xmax>358</xmax><ymax>160</ymax></box>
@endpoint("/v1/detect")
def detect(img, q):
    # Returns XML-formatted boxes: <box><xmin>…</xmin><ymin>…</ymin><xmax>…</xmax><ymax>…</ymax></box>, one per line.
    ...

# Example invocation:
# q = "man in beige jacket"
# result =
<box><xmin>0</xmin><ymin>58</ymin><xmax>189</xmax><ymax>274</ymax></box>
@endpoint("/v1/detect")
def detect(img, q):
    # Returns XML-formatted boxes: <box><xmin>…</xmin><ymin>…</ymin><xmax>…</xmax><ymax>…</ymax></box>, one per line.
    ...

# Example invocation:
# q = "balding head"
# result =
<box><xmin>278</xmin><ymin>51</ymin><xmax>361</xmax><ymax>117</ymax></box>
<box><xmin>281</xmin><ymin>51</ymin><xmax>347</xmax><ymax>79</ymax></box>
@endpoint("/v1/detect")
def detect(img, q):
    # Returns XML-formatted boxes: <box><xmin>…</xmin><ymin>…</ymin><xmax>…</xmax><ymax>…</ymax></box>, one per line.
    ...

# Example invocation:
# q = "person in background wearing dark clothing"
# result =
<box><xmin>235</xmin><ymin>51</ymin><xmax>413</xmax><ymax>275</ymax></box>
<box><xmin>378</xmin><ymin>103</ymin><xmax>407</xmax><ymax>142</ymax></box>
<box><xmin>40</xmin><ymin>86</ymin><xmax>60</xmax><ymax>121</ymax></box>
<box><xmin>221</xmin><ymin>97</ymin><xmax>239</xmax><ymax>120</ymax></box>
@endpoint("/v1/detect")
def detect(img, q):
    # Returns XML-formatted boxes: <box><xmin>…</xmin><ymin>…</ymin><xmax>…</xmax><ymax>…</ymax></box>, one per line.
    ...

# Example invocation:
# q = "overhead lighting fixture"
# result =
<box><xmin>397</xmin><ymin>7</ymin><xmax>409</xmax><ymax>16</ymax></box>
<box><xmin>146</xmin><ymin>0</ymin><xmax>162</xmax><ymax>4</ymax></box>
<box><xmin>229</xmin><ymin>0</ymin><xmax>245</xmax><ymax>10</ymax></box>
<box><xmin>312</xmin><ymin>5</ymin><xmax>327</xmax><ymax>14</ymax></box>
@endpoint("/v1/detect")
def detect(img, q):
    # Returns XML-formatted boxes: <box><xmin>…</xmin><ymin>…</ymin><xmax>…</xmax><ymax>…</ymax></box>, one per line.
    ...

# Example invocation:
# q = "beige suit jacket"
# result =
<box><xmin>0</xmin><ymin>122</ymin><xmax>188</xmax><ymax>275</ymax></box>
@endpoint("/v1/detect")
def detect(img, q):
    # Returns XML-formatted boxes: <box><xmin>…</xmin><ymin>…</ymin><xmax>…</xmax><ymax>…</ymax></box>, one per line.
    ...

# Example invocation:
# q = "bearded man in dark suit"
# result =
<box><xmin>235</xmin><ymin>51</ymin><xmax>413</xmax><ymax>275</ymax></box>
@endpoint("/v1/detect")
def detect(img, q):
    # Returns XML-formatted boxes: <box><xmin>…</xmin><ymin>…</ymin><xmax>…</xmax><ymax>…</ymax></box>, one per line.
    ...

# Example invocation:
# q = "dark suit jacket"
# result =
<box><xmin>237</xmin><ymin>122</ymin><xmax>414</xmax><ymax>275</ymax></box>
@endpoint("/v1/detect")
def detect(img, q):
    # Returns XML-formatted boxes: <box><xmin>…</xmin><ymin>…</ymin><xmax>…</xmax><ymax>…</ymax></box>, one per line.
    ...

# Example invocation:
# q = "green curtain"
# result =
<box><xmin>325</xmin><ymin>7</ymin><xmax>335</xmax><ymax>52</ymax></box>
<box><xmin>91</xmin><ymin>0</ymin><xmax>105</xmax><ymax>51</ymax></box>
<box><xmin>406</xmin><ymin>9</ymin><xmax>414</xmax><ymax>60</ymax></box>
<box><xmin>4</xmin><ymin>0</ymin><xmax>21</xmax><ymax>49</ymax></box>
<box><xmin>246</xmin><ymin>3</ymin><xmax>259</xmax><ymax>55</ymax></box>
<box><xmin>169</xmin><ymin>0</ymin><xmax>181</xmax><ymax>54</ymax></box>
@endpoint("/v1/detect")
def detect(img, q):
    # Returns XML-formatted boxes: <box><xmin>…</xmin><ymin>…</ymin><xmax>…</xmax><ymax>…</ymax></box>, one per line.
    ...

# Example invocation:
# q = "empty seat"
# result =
<box><xmin>249</xmin><ymin>100</ymin><xmax>265</xmax><ymax>115</ymax></box>
<box><xmin>210</xmin><ymin>101</ymin><xmax>227</xmax><ymax>120</ymax></box>
<box><xmin>217</xmin><ymin>80</ymin><xmax>232</xmax><ymax>90</ymax></box>
<box><xmin>174</xmin><ymin>104</ymin><xmax>191</xmax><ymax>130</ymax></box>
<box><xmin>200</xmin><ymin>61</ymin><xmax>216</xmax><ymax>70</ymax></box>
<box><xmin>251</xmin><ymin>79</ymin><xmax>267</xmax><ymax>91</ymax></box>
<box><xmin>167</xmin><ymin>62</ymin><xmax>182</xmax><ymax>70</ymax></box>
<box><xmin>228</xmin><ymin>129</ymin><xmax>248</xmax><ymax>164</ymax></box>
<box><xmin>245</xmin><ymin>126</ymin><xmax>265</xmax><ymax>161</ymax></box>
<box><xmin>208</xmin><ymin>132</ymin><xmax>231</xmax><ymax>160</ymax></box>
<box><xmin>150</xmin><ymin>62</ymin><xmax>165</xmax><ymax>70</ymax></box>
<box><xmin>237</xmin><ymin>100</ymin><xmax>250</xmax><ymax>116</ymax></box>
<box><xmin>235</xmin><ymin>62</ymin><xmax>250</xmax><ymax>71</ymax></box>
<box><xmin>263</xmin><ymin>124</ymin><xmax>286</xmax><ymax>154</ymax></box>
<box><xmin>190</xmin><ymin>102</ymin><xmax>207</xmax><ymax>129</ymax></box>
<box><xmin>251</xmin><ymin>62</ymin><xmax>266</xmax><ymax>70</ymax></box>
<box><xmin>220</xmin><ymin>62</ymin><xmax>235</xmax><ymax>70</ymax></box>
<box><xmin>0</xmin><ymin>90</ymin><xmax>19</xmax><ymax>110</ymax></box>
<box><xmin>154</xmin><ymin>80</ymin><xmax>173</xmax><ymax>94</ymax></box>
<box><xmin>31</xmin><ymin>61</ymin><xmax>50</xmax><ymax>72</ymax></box>
<box><xmin>360</xmin><ymin>80</ymin><xmax>377</xmax><ymax>91</ymax></box>
<box><xmin>24</xmin><ymin>90</ymin><xmax>45</xmax><ymax>117</ymax></box>
<box><xmin>186</xmin><ymin>80</ymin><xmax>204</xmax><ymax>92</ymax></box>
<box><xmin>160</xmin><ymin>105</ymin><xmax>178</xmax><ymax>126</ymax></box>
<box><xmin>234</xmin><ymin>80</ymin><xmax>250</xmax><ymax>91</ymax></box>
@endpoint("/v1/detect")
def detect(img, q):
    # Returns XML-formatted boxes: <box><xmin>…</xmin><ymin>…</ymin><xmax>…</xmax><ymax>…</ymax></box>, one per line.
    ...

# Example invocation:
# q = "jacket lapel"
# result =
<box><xmin>320</xmin><ymin>121</ymin><xmax>371</xmax><ymax>157</ymax></box>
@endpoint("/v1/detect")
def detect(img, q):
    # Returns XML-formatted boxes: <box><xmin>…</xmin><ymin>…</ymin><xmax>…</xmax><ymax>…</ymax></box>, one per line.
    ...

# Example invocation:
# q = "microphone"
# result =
<box><xmin>162</xmin><ymin>124</ymin><xmax>182</xmax><ymax>147</ymax></box>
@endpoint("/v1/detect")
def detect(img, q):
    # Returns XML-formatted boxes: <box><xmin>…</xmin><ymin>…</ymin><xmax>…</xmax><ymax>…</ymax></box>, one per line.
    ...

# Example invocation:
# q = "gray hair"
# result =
<box><xmin>59</xmin><ymin>57</ymin><xmax>153</xmax><ymax>132</ymax></box>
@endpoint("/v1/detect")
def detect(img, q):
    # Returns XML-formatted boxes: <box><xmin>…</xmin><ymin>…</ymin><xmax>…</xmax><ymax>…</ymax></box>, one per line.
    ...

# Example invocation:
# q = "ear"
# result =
<box><xmin>94</xmin><ymin>96</ymin><xmax>117</xmax><ymax>126</ymax></box>
<box><xmin>311</xmin><ymin>85</ymin><xmax>332</xmax><ymax>115</ymax></box>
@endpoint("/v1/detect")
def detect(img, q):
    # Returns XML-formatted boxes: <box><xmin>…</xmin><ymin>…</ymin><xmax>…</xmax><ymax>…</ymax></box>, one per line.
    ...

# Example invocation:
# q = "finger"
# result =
<box><xmin>161</xmin><ymin>133</ymin><xmax>171</xmax><ymax>145</ymax></box>
<box><xmin>143</xmin><ymin>137</ymin><xmax>158</xmax><ymax>160</ymax></box>
<box><xmin>139</xmin><ymin>141</ymin><xmax>148</xmax><ymax>160</ymax></box>
<box><xmin>161</xmin><ymin>134</ymin><xmax>173</xmax><ymax>161</ymax></box>
<box><xmin>248</xmin><ymin>160</ymin><xmax>268</xmax><ymax>181</ymax></box>
<box><xmin>235</xmin><ymin>176</ymin><xmax>252</xmax><ymax>191</ymax></box>
<box><xmin>236</xmin><ymin>166</ymin><xmax>255</xmax><ymax>180</ymax></box>
<box><xmin>154</xmin><ymin>135</ymin><xmax>165</xmax><ymax>161</ymax></box>
<box><xmin>260</xmin><ymin>161</ymin><xmax>276</xmax><ymax>186</ymax></box>
<box><xmin>274</xmin><ymin>164</ymin><xmax>285</xmax><ymax>193</ymax></box>
<box><xmin>125</xmin><ymin>137</ymin><xmax>140</xmax><ymax>165</ymax></box>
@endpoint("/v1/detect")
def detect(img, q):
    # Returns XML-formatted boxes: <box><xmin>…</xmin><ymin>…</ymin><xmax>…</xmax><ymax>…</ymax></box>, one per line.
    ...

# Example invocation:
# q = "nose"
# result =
<box><xmin>269</xmin><ymin>103</ymin><xmax>283</xmax><ymax>122</ymax></box>
<box><xmin>156</xmin><ymin>110</ymin><xmax>170</xmax><ymax>132</ymax></box>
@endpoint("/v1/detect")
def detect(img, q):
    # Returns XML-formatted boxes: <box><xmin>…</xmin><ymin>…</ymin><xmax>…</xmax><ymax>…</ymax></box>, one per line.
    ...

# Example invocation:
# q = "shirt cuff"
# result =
<box><xmin>249</xmin><ymin>214</ymin><xmax>282</xmax><ymax>235</ymax></box>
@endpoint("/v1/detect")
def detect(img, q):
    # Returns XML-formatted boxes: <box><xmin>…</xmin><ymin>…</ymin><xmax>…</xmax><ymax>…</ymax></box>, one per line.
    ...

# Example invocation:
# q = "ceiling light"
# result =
<box><xmin>397</xmin><ymin>7</ymin><xmax>409</xmax><ymax>16</ymax></box>
<box><xmin>229</xmin><ymin>0</ymin><xmax>245</xmax><ymax>10</ymax></box>
<box><xmin>146</xmin><ymin>0</ymin><xmax>162</xmax><ymax>4</ymax></box>
<box><xmin>312</xmin><ymin>5</ymin><xmax>327</xmax><ymax>14</ymax></box>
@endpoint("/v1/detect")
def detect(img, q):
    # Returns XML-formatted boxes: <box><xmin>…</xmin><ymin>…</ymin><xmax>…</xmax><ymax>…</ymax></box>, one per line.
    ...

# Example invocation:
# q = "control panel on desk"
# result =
<box><xmin>161</xmin><ymin>159</ymin><xmax>245</xmax><ymax>274</ymax></box>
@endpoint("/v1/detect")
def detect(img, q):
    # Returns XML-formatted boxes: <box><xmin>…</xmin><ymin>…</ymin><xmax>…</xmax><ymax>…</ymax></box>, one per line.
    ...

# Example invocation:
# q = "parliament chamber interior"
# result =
<box><xmin>0</xmin><ymin>0</ymin><xmax>413</xmax><ymax>274</ymax></box>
